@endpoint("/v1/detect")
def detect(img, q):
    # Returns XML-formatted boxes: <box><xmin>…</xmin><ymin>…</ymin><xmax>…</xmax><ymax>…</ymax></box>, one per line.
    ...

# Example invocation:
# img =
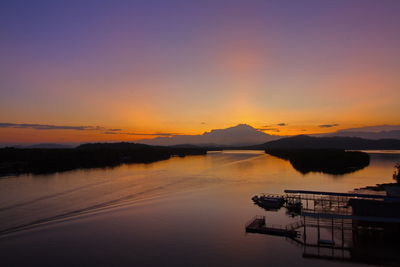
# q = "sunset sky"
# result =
<box><xmin>1</xmin><ymin>0</ymin><xmax>399</xmax><ymax>143</ymax></box>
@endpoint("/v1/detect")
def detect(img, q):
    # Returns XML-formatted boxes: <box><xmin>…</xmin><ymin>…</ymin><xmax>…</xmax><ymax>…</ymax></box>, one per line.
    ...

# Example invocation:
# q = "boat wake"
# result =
<box><xmin>0</xmin><ymin>177</ymin><xmax>206</xmax><ymax>238</ymax></box>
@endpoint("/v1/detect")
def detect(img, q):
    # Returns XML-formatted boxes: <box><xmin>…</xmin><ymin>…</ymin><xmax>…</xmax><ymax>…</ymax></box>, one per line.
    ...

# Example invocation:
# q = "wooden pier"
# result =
<box><xmin>246</xmin><ymin>189</ymin><xmax>400</xmax><ymax>264</ymax></box>
<box><xmin>245</xmin><ymin>216</ymin><xmax>299</xmax><ymax>238</ymax></box>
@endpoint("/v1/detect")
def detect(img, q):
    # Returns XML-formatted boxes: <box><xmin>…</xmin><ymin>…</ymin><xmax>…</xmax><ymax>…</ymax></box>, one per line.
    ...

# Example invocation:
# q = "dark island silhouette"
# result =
<box><xmin>266</xmin><ymin>148</ymin><xmax>370</xmax><ymax>175</ymax></box>
<box><xmin>0</xmin><ymin>142</ymin><xmax>207</xmax><ymax>176</ymax></box>
<box><xmin>3</xmin><ymin>134</ymin><xmax>398</xmax><ymax>176</ymax></box>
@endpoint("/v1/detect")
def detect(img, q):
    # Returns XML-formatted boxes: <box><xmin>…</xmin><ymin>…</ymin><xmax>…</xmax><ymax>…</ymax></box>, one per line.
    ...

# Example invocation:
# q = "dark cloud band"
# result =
<box><xmin>0</xmin><ymin>122</ymin><xmax>179</xmax><ymax>137</ymax></box>
<box><xmin>258</xmin><ymin>128</ymin><xmax>280</xmax><ymax>132</ymax></box>
<box><xmin>0</xmin><ymin>123</ymin><xmax>108</xmax><ymax>131</ymax></box>
<box><xmin>319</xmin><ymin>124</ymin><xmax>339</xmax><ymax>128</ymax></box>
<box><xmin>103</xmin><ymin>131</ymin><xmax>180</xmax><ymax>137</ymax></box>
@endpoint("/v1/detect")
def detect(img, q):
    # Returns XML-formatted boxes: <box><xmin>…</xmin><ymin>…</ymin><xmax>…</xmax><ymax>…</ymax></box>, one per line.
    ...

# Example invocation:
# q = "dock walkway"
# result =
<box><xmin>245</xmin><ymin>216</ymin><xmax>299</xmax><ymax>238</ymax></box>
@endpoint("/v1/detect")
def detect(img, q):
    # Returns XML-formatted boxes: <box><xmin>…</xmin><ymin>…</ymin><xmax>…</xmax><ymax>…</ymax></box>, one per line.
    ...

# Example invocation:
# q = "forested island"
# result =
<box><xmin>0</xmin><ymin>143</ymin><xmax>207</xmax><ymax>176</ymax></box>
<box><xmin>266</xmin><ymin>149</ymin><xmax>370</xmax><ymax>175</ymax></box>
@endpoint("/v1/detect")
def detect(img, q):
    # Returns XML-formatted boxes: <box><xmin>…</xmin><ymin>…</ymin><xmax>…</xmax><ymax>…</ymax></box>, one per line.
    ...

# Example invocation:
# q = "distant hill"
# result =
<box><xmin>0</xmin><ymin>143</ymin><xmax>78</xmax><ymax>149</ymax></box>
<box><xmin>253</xmin><ymin>135</ymin><xmax>400</xmax><ymax>150</ymax></box>
<box><xmin>317</xmin><ymin>125</ymin><xmax>400</xmax><ymax>140</ymax></box>
<box><xmin>77</xmin><ymin>142</ymin><xmax>151</xmax><ymax>150</ymax></box>
<box><xmin>137</xmin><ymin>124</ymin><xmax>282</xmax><ymax>146</ymax></box>
<box><xmin>24</xmin><ymin>143</ymin><xmax>75</xmax><ymax>149</ymax></box>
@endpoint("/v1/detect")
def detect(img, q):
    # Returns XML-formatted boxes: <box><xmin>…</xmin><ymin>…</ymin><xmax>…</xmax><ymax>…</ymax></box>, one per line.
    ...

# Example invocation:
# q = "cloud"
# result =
<box><xmin>0</xmin><ymin>122</ymin><xmax>180</xmax><ymax>137</ymax></box>
<box><xmin>0</xmin><ymin>123</ymin><xmax>109</xmax><ymax>131</ymax></box>
<box><xmin>258</xmin><ymin>128</ymin><xmax>280</xmax><ymax>132</ymax></box>
<box><xmin>263</xmin><ymin>123</ymin><xmax>287</xmax><ymax>127</ymax></box>
<box><xmin>318</xmin><ymin>124</ymin><xmax>339</xmax><ymax>128</ymax></box>
<box><xmin>103</xmin><ymin>131</ymin><xmax>181</xmax><ymax>137</ymax></box>
<box><xmin>102</xmin><ymin>131</ymin><xmax>118</xmax><ymax>135</ymax></box>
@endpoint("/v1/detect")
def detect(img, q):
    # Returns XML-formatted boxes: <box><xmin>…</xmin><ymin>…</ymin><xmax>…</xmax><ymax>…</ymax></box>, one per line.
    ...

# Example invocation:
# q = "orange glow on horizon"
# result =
<box><xmin>1</xmin><ymin>121</ymin><xmax>399</xmax><ymax>144</ymax></box>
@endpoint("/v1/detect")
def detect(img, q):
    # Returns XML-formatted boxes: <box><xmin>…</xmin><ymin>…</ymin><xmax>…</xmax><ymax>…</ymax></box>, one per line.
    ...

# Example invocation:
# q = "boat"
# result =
<box><xmin>252</xmin><ymin>194</ymin><xmax>285</xmax><ymax>210</ymax></box>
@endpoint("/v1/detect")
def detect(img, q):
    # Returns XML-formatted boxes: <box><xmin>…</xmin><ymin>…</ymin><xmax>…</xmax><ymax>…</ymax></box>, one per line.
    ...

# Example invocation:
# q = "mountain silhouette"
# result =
<box><xmin>137</xmin><ymin>124</ymin><xmax>281</xmax><ymax>146</ymax></box>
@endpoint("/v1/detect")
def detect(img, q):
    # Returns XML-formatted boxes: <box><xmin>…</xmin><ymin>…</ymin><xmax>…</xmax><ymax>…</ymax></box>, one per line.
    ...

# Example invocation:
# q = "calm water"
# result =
<box><xmin>0</xmin><ymin>150</ymin><xmax>399</xmax><ymax>266</ymax></box>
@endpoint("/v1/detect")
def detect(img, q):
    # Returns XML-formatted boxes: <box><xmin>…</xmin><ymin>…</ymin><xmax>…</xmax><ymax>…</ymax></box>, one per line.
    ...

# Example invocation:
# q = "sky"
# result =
<box><xmin>1</xmin><ymin>0</ymin><xmax>400</xmax><ymax>143</ymax></box>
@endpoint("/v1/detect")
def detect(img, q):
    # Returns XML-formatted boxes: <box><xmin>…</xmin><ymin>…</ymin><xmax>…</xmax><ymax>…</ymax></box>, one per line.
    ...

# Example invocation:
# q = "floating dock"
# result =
<box><xmin>246</xmin><ymin>188</ymin><xmax>400</xmax><ymax>264</ymax></box>
<box><xmin>245</xmin><ymin>215</ymin><xmax>299</xmax><ymax>238</ymax></box>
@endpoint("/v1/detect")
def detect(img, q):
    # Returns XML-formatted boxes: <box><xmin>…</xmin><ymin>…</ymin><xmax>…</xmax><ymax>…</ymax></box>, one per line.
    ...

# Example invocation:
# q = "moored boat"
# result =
<box><xmin>252</xmin><ymin>194</ymin><xmax>285</xmax><ymax>210</ymax></box>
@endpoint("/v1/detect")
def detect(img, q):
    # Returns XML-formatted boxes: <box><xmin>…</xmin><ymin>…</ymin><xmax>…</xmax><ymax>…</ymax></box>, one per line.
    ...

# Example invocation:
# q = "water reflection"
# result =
<box><xmin>0</xmin><ymin>150</ymin><xmax>399</xmax><ymax>266</ymax></box>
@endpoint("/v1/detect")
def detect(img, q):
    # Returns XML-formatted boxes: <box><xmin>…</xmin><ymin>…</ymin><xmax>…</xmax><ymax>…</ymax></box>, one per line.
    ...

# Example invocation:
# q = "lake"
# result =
<box><xmin>0</xmin><ymin>150</ymin><xmax>399</xmax><ymax>266</ymax></box>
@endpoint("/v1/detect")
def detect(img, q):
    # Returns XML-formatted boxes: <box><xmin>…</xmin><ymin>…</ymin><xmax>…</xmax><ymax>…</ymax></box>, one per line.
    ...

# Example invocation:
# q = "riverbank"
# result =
<box><xmin>0</xmin><ymin>142</ymin><xmax>207</xmax><ymax>176</ymax></box>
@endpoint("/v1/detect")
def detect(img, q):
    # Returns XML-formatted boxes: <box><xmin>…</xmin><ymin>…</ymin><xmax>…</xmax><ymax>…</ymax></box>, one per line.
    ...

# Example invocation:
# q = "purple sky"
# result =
<box><xmin>1</xmin><ymin>0</ymin><xmax>399</xmax><ymax>142</ymax></box>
